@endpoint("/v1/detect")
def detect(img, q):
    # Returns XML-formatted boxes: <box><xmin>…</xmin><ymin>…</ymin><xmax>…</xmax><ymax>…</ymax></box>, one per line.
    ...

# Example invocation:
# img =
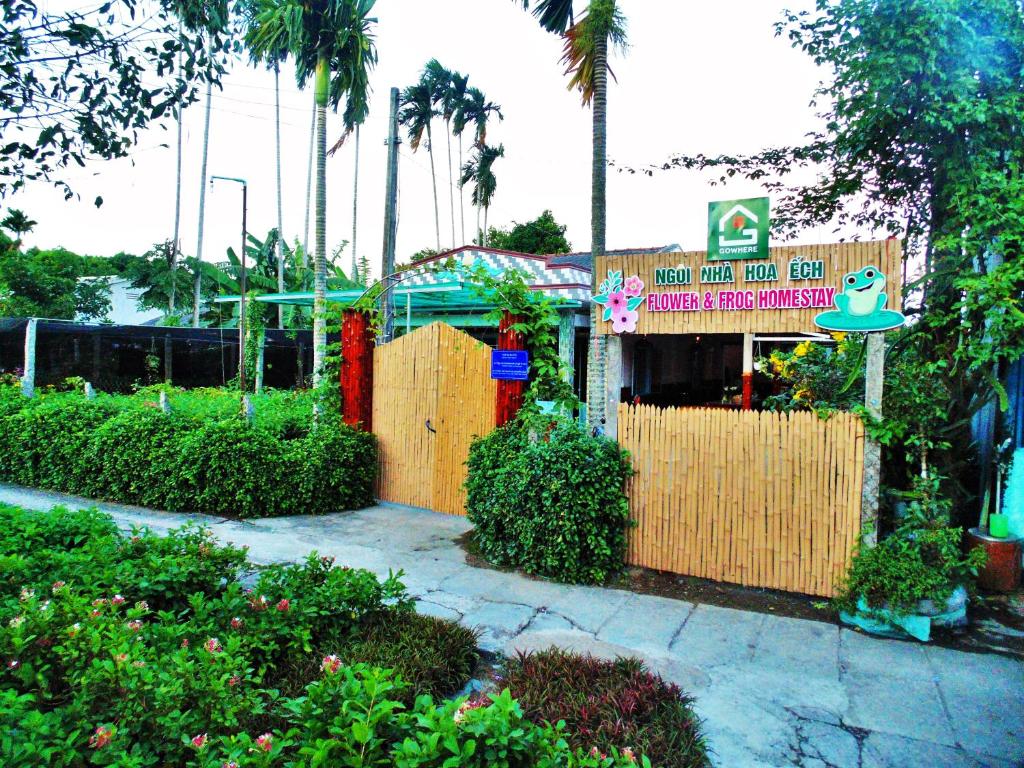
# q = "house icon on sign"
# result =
<box><xmin>718</xmin><ymin>204</ymin><xmax>759</xmax><ymax>249</ymax></box>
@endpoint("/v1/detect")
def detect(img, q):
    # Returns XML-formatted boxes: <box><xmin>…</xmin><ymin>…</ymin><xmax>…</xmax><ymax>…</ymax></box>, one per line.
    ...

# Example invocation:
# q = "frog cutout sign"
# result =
<box><xmin>814</xmin><ymin>265</ymin><xmax>906</xmax><ymax>332</ymax></box>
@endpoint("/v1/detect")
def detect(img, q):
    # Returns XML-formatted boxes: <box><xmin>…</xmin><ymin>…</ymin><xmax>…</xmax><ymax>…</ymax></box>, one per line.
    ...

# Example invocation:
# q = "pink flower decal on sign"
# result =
<box><xmin>612</xmin><ymin>309</ymin><xmax>639</xmax><ymax>334</ymax></box>
<box><xmin>591</xmin><ymin>269</ymin><xmax>646</xmax><ymax>334</ymax></box>
<box><xmin>624</xmin><ymin>276</ymin><xmax>644</xmax><ymax>297</ymax></box>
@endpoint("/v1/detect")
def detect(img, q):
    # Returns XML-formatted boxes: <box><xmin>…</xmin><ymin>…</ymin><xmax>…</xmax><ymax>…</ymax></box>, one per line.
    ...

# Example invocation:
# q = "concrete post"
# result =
<box><xmin>558</xmin><ymin>310</ymin><xmax>576</xmax><ymax>387</ymax></box>
<box><xmin>21</xmin><ymin>318</ymin><xmax>36</xmax><ymax>398</ymax></box>
<box><xmin>860</xmin><ymin>332</ymin><xmax>885</xmax><ymax>546</ymax></box>
<box><xmin>243</xmin><ymin>394</ymin><xmax>255</xmax><ymax>423</ymax></box>
<box><xmin>84</xmin><ymin>382</ymin><xmax>96</xmax><ymax>400</ymax></box>
<box><xmin>602</xmin><ymin>335</ymin><xmax>622</xmax><ymax>440</ymax></box>
<box><xmin>255</xmin><ymin>334</ymin><xmax>265</xmax><ymax>395</ymax></box>
<box><xmin>159</xmin><ymin>390</ymin><xmax>171</xmax><ymax>414</ymax></box>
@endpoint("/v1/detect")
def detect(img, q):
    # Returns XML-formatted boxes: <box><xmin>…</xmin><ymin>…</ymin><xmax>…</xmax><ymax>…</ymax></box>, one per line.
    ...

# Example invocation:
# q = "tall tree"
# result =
<box><xmin>425</xmin><ymin>59</ymin><xmax>459</xmax><ymax>248</ymax></box>
<box><xmin>446</xmin><ymin>71</ymin><xmax>470</xmax><ymax>244</ymax></box>
<box><xmin>245</xmin><ymin>0</ymin><xmax>378</xmax><ymax>387</ymax></box>
<box><xmin>517</xmin><ymin>0</ymin><xmax>627</xmax><ymax>430</ymax></box>
<box><xmin>456</xmin><ymin>86</ymin><xmax>503</xmax><ymax>147</ymax></box>
<box><xmin>169</xmin><ymin>38</ymin><xmax>185</xmax><ymax>319</ymax></box>
<box><xmin>274</xmin><ymin>64</ymin><xmax>286</xmax><ymax>327</ymax></box>
<box><xmin>1</xmin><ymin>1</ymin><xmax>232</xmax><ymax>200</ymax></box>
<box><xmin>400</xmin><ymin>76</ymin><xmax>441</xmax><ymax>252</ymax></box>
<box><xmin>461</xmin><ymin>143</ymin><xmax>505</xmax><ymax>246</ymax></box>
<box><xmin>487</xmin><ymin>209</ymin><xmax>571</xmax><ymax>254</ymax></box>
<box><xmin>0</xmin><ymin>209</ymin><xmax>36</xmax><ymax>246</ymax></box>
<box><xmin>633</xmin><ymin>0</ymin><xmax>1024</xmax><ymax>515</ymax></box>
<box><xmin>192</xmin><ymin>80</ymin><xmax>213</xmax><ymax>328</ymax></box>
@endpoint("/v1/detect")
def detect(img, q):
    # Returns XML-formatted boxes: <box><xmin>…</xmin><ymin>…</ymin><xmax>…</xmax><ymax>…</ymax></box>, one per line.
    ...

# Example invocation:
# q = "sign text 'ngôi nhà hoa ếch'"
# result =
<box><xmin>646</xmin><ymin>257</ymin><xmax>833</xmax><ymax>313</ymax></box>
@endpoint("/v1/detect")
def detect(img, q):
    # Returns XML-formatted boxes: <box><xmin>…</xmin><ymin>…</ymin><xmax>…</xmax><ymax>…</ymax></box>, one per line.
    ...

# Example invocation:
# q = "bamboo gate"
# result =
<box><xmin>618</xmin><ymin>404</ymin><xmax>865</xmax><ymax>597</ymax></box>
<box><xmin>372</xmin><ymin>322</ymin><xmax>496</xmax><ymax>516</ymax></box>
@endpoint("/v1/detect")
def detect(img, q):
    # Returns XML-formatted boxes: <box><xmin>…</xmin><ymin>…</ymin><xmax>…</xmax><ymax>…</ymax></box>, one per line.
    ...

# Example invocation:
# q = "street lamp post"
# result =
<box><xmin>211</xmin><ymin>176</ymin><xmax>248</xmax><ymax>392</ymax></box>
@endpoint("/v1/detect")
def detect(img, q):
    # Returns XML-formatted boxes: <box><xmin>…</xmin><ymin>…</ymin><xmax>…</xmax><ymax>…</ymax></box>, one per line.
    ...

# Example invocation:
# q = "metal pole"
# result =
<box><xmin>239</xmin><ymin>182</ymin><xmax>248</xmax><ymax>393</ymax></box>
<box><xmin>380</xmin><ymin>87</ymin><xmax>400</xmax><ymax>342</ymax></box>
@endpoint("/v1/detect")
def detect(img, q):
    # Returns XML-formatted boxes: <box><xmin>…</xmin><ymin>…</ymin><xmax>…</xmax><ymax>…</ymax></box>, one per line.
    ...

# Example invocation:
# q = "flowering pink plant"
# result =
<box><xmin>88</xmin><ymin>725</ymin><xmax>113</xmax><ymax>749</ymax></box>
<box><xmin>204</xmin><ymin>637</ymin><xmax>222</xmax><ymax>654</ymax></box>
<box><xmin>254</xmin><ymin>733</ymin><xmax>273</xmax><ymax>752</ymax></box>
<box><xmin>51</xmin><ymin>580</ymin><xmax>66</xmax><ymax>593</ymax></box>
<box><xmin>111</xmin><ymin>594</ymin><xmax>126</xmax><ymax>606</ymax></box>
<box><xmin>190</xmin><ymin>733</ymin><xmax>208</xmax><ymax>750</ymax></box>
<box><xmin>321</xmin><ymin>654</ymin><xmax>342</xmax><ymax>674</ymax></box>
<box><xmin>126</xmin><ymin>620</ymin><xmax>143</xmax><ymax>633</ymax></box>
<box><xmin>276</xmin><ymin>598</ymin><xmax>290</xmax><ymax>612</ymax></box>
<box><xmin>230</xmin><ymin>617</ymin><xmax>244</xmax><ymax>630</ymax></box>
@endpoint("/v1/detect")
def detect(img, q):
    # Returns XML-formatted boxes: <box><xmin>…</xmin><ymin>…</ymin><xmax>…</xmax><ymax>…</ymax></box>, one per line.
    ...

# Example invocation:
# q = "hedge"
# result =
<box><xmin>0</xmin><ymin>387</ymin><xmax>377</xmax><ymax>518</ymax></box>
<box><xmin>465</xmin><ymin>422</ymin><xmax>633</xmax><ymax>584</ymax></box>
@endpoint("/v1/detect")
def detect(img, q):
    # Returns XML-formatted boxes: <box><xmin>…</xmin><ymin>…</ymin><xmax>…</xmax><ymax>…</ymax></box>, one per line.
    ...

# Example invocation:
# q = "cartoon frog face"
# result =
<box><xmin>839</xmin><ymin>266</ymin><xmax>886</xmax><ymax>317</ymax></box>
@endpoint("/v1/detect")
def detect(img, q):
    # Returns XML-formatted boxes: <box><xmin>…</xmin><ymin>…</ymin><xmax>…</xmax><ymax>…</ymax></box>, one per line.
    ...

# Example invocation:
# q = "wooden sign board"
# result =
<box><xmin>593</xmin><ymin>239</ymin><xmax>902</xmax><ymax>336</ymax></box>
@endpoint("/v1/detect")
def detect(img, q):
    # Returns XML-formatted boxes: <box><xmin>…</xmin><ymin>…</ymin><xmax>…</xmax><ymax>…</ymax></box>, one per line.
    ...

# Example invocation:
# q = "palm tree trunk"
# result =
<box><xmin>446</xmin><ymin>124</ymin><xmax>455</xmax><ymax>248</ymax></box>
<box><xmin>483</xmin><ymin>204</ymin><xmax>489</xmax><ymax>247</ymax></box>
<box><xmin>351</xmin><ymin>124</ymin><xmax>360</xmax><ymax>282</ymax></box>
<box><xmin>458</xmin><ymin>133</ymin><xmax>465</xmax><ymax>244</ymax></box>
<box><xmin>426</xmin><ymin>121</ymin><xmax>441</xmax><ymax>252</ymax></box>
<box><xmin>192</xmin><ymin>81</ymin><xmax>212</xmax><ymax>328</ymax></box>
<box><xmin>274</xmin><ymin>64</ymin><xmax>285</xmax><ymax>328</ymax></box>
<box><xmin>312</xmin><ymin>55</ymin><xmax>329</xmax><ymax>388</ymax></box>
<box><xmin>586</xmin><ymin>32</ymin><xmax>609</xmax><ymax>431</ymax></box>
<box><xmin>303</xmin><ymin>95</ymin><xmax>316</xmax><ymax>269</ymax></box>
<box><xmin>170</xmin><ymin>93</ymin><xmax>183</xmax><ymax>318</ymax></box>
<box><xmin>475</xmin><ymin>203</ymin><xmax>481</xmax><ymax>246</ymax></box>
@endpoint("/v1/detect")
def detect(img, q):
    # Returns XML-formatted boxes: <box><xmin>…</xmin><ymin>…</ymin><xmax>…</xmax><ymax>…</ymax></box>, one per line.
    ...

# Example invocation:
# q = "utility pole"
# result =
<box><xmin>211</xmin><ymin>176</ymin><xmax>248</xmax><ymax>392</ymax></box>
<box><xmin>380</xmin><ymin>87</ymin><xmax>400</xmax><ymax>343</ymax></box>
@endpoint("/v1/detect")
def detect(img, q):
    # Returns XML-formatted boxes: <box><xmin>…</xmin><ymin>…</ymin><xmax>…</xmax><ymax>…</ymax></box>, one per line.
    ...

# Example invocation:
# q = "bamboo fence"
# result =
<box><xmin>618</xmin><ymin>403</ymin><xmax>865</xmax><ymax>597</ymax></box>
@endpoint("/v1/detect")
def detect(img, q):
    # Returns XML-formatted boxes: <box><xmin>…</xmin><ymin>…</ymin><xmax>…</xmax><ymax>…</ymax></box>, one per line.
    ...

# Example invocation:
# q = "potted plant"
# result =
<box><xmin>835</xmin><ymin>478</ymin><xmax>986</xmax><ymax>641</ymax></box>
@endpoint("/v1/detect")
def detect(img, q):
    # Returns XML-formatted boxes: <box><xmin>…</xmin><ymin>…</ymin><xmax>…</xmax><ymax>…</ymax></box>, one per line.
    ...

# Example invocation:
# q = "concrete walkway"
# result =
<box><xmin>1</xmin><ymin>486</ymin><xmax>1021</xmax><ymax>768</ymax></box>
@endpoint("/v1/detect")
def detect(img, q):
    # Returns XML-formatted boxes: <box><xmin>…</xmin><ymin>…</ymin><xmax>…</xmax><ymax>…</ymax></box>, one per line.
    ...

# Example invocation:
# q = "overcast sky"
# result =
<box><xmin>12</xmin><ymin>0</ymin><xmax>848</xmax><ymax>279</ymax></box>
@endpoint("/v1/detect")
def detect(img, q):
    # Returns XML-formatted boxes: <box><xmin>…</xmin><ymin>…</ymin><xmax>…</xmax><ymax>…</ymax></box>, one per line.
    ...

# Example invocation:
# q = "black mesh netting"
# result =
<box><xmin>0</xmin><ymin>318</ymin><xmax>319</xmax><ymax>392</ymax></box>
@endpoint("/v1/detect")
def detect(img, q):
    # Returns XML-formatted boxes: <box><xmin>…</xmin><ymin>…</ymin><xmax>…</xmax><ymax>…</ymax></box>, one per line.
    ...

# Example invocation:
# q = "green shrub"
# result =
<box><xmin>0</xmin><ymin>505</ymin><xmax>665</xmax><ymax>768</ymax></box>
<box><xmin>502</xmin><ymin>649</ymin><xmax>710</xmax><ymax>768</ymax></box>
<box><xmin>834</xmin><ymin>526</ymin><xmax>986</xmax><ymax>616</ymax></box>
<box><xmin>341</xmin><ymin>612</ymin><xmax>481</xmax><ymax>703</ymax></box>
<box><xmin>466</xmin><ymin>422</ymin><xmax>633</xmax><ymax>584</ymax></box>
<box><xmin>0</xmin><ymin>386</ymin><xmax>377</xmax><ymax>518</ymax></box>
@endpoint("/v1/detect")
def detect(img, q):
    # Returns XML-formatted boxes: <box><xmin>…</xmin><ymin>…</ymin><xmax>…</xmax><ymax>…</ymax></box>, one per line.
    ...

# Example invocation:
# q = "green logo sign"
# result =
<box><xmin>814</xmin><ymin>265</ymin><xmax>907</xmax><ymax>332</ymax></box>
<box><xmin>708</xmin><ymin>197</ymin><xmax>770</xmax><ymax>261</ymax></box>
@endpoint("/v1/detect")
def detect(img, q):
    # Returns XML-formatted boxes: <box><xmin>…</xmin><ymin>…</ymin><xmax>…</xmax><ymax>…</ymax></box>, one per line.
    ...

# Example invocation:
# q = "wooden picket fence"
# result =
<box><xmin>373</xmin><ymin>323</ymin><xmax>496</xmax><ymax>516</ymax></box>
<box><xmin>618</xmin><ymin>403</ymin><xmax>865</xmax><ymax>597</ymax></box>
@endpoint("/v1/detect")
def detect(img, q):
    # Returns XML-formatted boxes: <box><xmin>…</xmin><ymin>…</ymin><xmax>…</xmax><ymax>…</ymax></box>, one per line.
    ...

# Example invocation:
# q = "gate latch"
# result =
<box><xmin>425</xmin><ymin>419</ymin><xmax>436</xmax><ymax>434</ymax></box>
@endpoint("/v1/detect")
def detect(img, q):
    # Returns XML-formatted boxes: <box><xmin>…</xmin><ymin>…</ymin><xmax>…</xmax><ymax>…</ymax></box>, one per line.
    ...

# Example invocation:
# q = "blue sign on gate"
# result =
<box><xmin>490</xmin><ymin>349</ymin><xmax>530</xmax><ymax>381</ymax></box>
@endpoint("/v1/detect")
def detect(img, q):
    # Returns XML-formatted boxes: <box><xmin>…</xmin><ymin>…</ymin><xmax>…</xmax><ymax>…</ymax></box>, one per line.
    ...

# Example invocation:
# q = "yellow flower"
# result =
<box><xmin>830</xmin><ymin>331</ymin><xmax>847</xmax><ymax>342</ymax></box>
<box><xmin>794</xmin><ymin>388</ymin><xmax>810</xmax><ymax>402</ymax></box>
<box><xmin>794</xmin><ymin>341</ymin><xmax>811</xmax><ymax>357</ymax></box>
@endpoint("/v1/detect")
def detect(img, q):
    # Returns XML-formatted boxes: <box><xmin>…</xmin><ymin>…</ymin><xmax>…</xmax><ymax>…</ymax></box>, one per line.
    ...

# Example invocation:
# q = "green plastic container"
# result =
<box><xmin>989</xmin><ymin>513</ymin><xmax>1010</xmax><ymax>539</ymax></box>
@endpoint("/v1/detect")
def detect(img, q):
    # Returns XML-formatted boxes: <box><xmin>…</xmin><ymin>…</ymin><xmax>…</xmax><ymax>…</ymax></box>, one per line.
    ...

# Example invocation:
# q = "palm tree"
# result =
<box><xmin>192</xmin><ymin>81</ymin><xmax>212</xmax><ymax>327</ymax></box>
<box><xmin>457</xmin><ymin>86</ymin><xmax>503</xmax><ymax>148</ymax></box>
<box><xmin>399</xmin><ymin>75</ymin><xmax>441</xmax><ymax>252</ymax></box>
<box><xmin>273</xmin><ymin>63</ymin><xmax>285</xmax><ymax>328</ymax></box>
<box><xmin>444</xmin><ymin>71</ymin><xmax>469</xmax><ymax>243</ymax></box>
<box><xmin>517</xmin><ymin>0</ymin><xmax>626</xmax><ymax>427</ymax></box>
<box><xmin>425</xmin><ymin>59</ymin><xmax>459</xmax><ymax>249</ymax></box>
<box><xmin>245</xmin><ymin>0</ymin><xmax>378</xmax><ymax>387</ymax></box>
<box><xmin>461</xmin><ymin>142</ymin><xmax>504</xmax><ymax>246</ymax></box>
<box><xmin>0</xmin><ymin>209</ymin><xmax>36</xmax><ymax>246</ymax></box>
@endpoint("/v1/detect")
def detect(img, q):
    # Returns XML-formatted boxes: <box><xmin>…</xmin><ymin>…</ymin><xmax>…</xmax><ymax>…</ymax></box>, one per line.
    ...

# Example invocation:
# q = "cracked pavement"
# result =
<box><xmin>2</xmin><ymin>485</ymin><xmax>1021</xmax><ymax>768</ymax></box>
